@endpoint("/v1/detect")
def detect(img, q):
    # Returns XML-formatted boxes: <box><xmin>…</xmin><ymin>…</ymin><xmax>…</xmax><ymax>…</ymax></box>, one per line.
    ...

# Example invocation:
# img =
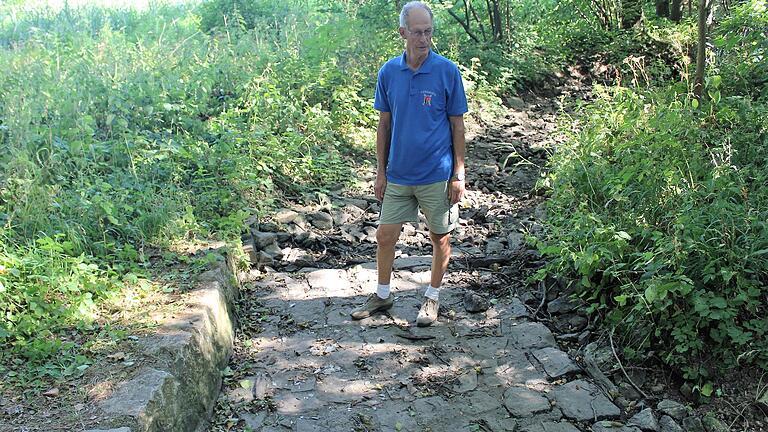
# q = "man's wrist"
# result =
<box><xmin>451</xmin><ymin>171</ymin><xmax>465</xmax><ymax>181</ymax></box>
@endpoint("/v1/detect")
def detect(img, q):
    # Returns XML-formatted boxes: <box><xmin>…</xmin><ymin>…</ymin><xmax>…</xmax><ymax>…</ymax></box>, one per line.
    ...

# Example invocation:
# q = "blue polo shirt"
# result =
<box><xmin>374</xmin><ymin>50</ymin><xmax>468</xmax><ymax>186</ymax></box>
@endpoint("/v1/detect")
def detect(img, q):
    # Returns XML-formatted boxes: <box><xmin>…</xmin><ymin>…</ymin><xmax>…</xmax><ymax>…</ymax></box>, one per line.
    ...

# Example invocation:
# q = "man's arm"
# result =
<box><xmin>375</xmin><ymin>111</ymin><xmax>392</xmax><ymax>201</ymax></box>
<box><xmin>448</xmin><ymin>115</ymin><xmax>466</xmax><ymax>205</ymax></box>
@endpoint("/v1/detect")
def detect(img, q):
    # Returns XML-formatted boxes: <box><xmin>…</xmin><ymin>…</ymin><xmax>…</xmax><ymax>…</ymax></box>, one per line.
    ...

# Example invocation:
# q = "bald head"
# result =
<box><xmin>399</xmin><ymin>1</ymin><xmax>433</xmax><ymax>29</ymax></box>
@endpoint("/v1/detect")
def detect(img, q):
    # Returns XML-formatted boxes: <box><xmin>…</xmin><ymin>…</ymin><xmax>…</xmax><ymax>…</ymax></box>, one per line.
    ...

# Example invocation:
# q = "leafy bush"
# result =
<box><xmin>198</xmin><ymin>0</ymin><xmax>298</xmax><ymax>34</ymax></box>
<box><xmin>540</xmin><ymin>83</ymin><xmax>768</xmax><ymax>383</ymax></box>
<box><xmin>0</xmin><ymin>232</ymin><xmax>121</xmax><ymax>371</ymax></box>
<box><xmin>0</xmin><ymin>0</ymin><xmax>393</xmax><ymax>374</ymax></box>
<box><xmin>713</xmin><ymin>0</ymin><xmax>768</xmax><ymax>99</ymax></box>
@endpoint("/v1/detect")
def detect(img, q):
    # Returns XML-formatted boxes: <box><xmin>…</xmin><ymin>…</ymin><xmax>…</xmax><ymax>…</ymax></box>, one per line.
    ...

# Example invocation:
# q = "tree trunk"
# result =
<box><xmin>622</xmin><ymin>0</ymin><xmax>644</xmax><ymax>28</ymax></box>
<box><xmin>670</xmin><ymin>0</ymin><xmax>683</xmax><ymax>21</ymax></box>
<box><xmin>694</xmin><ymin>0</ymin><xmax>710</xmax><ymax>100</ymax></box>
<box><xmin>492</xmin><ymin>0</ymin><xmax>503</xmax><ymax>41</ymax></box>
<box><xmin>656</xmin><ymin>0</ymin><xmax>670</xmax><ymax>17</ymax></box>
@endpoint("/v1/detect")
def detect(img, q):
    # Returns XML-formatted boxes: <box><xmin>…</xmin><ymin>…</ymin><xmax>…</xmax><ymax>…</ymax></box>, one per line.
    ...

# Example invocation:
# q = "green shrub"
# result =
<box><xmin>0</xmin><ymin>1</ymin><xmax>393</xmax><ymax>374</ymax></box>
<box><xmin>198</xmin><ymin>0</ymin><xmax>298</xmax><ymax>34</ymax></box>
<box><xmin>0</xmin><ymin>232</ymin><xmax>121</xmax><ymax>368</ymax></box>
<box><xmin>541</xmin><ymin>83</ymin><xmax>768</xmax><ymax>382</ymax></box>
<box><xmin>714</xmin><ymin>0</ymin><xmax>768</xmax><ymax>99</ymax></box>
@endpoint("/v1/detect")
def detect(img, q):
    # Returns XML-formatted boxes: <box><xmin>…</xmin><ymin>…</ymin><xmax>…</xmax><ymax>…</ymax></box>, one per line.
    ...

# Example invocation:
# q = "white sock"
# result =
<box><xmin>424</xmin><ymin>286</ymin><xmax>440</xmax><ymax>301</ymax></box>
<box><xmin>376</xmin><ymin>283</ymin><xmax>390</xmax><ymax>299</ymax></box>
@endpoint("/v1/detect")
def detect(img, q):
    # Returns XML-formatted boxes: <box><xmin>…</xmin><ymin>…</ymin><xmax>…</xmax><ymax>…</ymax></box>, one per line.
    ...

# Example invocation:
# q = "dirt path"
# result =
<box><xmin>206</xmin><ymin>88</ymin><xmax>628</xmax><ymax>432</ymax></box>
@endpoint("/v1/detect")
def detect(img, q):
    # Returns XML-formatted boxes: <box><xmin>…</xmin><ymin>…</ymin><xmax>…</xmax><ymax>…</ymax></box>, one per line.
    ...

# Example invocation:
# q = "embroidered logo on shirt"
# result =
<box><xmin>423</xmin><ymin>94</ymin><xmax>432</xmax><ymax>106</ymax></box>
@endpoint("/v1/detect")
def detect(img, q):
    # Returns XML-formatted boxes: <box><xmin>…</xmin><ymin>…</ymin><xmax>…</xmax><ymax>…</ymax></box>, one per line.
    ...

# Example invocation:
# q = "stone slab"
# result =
<box><xmin>91</xmin><ymin>256</ymin><xmax>239</xmax><ymax>432</ymax></box>
<box><xmin>549</xmin><ymin>379</ymin><xmax>621</xmax><ymax>422</ymax></box>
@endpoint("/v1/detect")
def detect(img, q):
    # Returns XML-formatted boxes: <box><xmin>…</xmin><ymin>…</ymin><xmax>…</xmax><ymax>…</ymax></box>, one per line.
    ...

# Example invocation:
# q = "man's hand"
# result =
<box><xmin>448</xmin><ymin>179</ymin><xmax>465</xmax><ymax>205</ymax></box>
<box><xmin>375</xmin><ymin>173</ymin><xmax>388</xmax><ymax>201</ymax></box>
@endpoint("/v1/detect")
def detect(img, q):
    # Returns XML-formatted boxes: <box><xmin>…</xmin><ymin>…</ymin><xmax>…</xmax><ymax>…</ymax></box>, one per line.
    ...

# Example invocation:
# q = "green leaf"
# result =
<box><xmin>691</xmin><ymin>98</ymin><xmax>699</xmax><ymax>109</ymax></box>
<box><xmin>644</xmin><ymin>286</ymin><xmax>657</xmax><ymax>303</ymax></box>
<box><xmin>615</xmin><ymin>231</ymin><xmax>631</xmax><ymax>240</ymax></box>
<box><xmin>708</xmin><ymin>90</ymin><xmax>721</xmax><ymax>104</ymax></box>
<box><xmin>240</xmin><ymin>379</ymin><xmax>253</xmax><ymax>389</ymax></box>
<box><xmin>700</xmin><ymin>382</ymin><xmax>713</xmax><ymax>397</ymax></box>
<box><xmin>614</xmin><ymin>295</ymin><xmax>627</xmax><ymax>306</ymax></box>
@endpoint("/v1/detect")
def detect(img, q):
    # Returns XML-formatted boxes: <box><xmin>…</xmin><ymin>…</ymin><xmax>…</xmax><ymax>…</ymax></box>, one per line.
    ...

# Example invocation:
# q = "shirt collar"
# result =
<box><xmin>399</xmin><ymin>50</ymin><xmax>434</xmax><ymax>74</ymax></box>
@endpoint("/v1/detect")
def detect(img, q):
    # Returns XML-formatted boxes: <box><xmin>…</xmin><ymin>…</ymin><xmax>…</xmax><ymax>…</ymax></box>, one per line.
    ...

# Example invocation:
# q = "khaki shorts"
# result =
<box><xmin>379</xmin><ymin>181</ymin><xmax>458</xmax><ymax>234</ymax></box>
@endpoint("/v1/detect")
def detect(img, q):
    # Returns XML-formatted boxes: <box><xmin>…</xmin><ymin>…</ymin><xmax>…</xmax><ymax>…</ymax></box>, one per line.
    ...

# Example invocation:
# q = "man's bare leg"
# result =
<box><xmin>350</xmin><ymin>223</ymin><xmax>401</xmax><ymax>319</ymax></box>
<box><xmin>376</xmin><ymin>223</ymin><xmax>403</xmax><ymax>285</ymax></box>
<box><xmin>417</xmin><ymin>231</ymin><xmax>451</xmax><ymax>326</ymax></box>
<box><xmin>429</xmin><ymin>231</ymin><xmax>451</xmax><ymax>288</ymax></box>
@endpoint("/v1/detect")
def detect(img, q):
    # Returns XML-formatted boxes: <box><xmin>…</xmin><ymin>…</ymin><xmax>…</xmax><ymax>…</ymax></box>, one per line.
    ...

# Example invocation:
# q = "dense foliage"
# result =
<box><xmin>540</xmin><ymin>0</ymin><xmax>768</xmax><ymax>390</ymax></box>
<box><xmin>0</xmin><ymin>0</ymin><xmax>394</xmax><ymax>380</ymax></box>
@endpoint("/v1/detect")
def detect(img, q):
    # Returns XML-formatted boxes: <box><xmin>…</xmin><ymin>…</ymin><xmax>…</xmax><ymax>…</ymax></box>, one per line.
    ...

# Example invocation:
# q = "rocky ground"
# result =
<box><xmin>207</xmin><ymin>80</ymin><xmax>766</xmax><ymax>432</ymax></box>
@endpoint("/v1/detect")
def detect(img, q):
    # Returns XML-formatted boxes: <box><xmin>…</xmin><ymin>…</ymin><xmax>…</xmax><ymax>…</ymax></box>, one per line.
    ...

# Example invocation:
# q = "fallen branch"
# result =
<box><xmin>396</xmin><ymin>333</ymin><xmax>436</xmax><ymax>341</ymax></box>
<box><xmin>609</xmin><ymin>329</ymin><xmax>650</xmax><ymax>400</ymax></box>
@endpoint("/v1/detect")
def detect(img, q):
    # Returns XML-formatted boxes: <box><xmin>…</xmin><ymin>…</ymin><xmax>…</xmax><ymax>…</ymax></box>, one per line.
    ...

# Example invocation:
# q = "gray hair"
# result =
<box><xmin>399</xmin><ymin>1</ymin><xmax>433</xmax><ymax>29</ymax></box>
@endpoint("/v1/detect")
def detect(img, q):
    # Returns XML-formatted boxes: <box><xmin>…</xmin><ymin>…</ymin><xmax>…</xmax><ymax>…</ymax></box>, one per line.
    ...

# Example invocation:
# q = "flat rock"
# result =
<box><xmin>503</xmin><ymin>386</ymin><xmax>551</xmax><ymax>417</ymax></box>
<box><xmin>464</xmin><ymin>390</ymin><xmax>504</xmax><ymax>413</ymax></box>
<box><xmin>531</xmin><ymin>347</ymin><xmax>580</xmax><ymax>379</ymax></box>
<box><xmin>657</xmin><ymin>399</ymin><xmax>689</xmax><ymax>420</ymax></box>
<box><xmin>251</xmin><ymin>230</ymin><xmax>278</xmax><ymax>249</ymax></box>
<box><xmin>275</xmin><ymin>208</ymin><xmax>299</xmax><ymax>224</ymax></box>
<box><xmin>627</xmin><ymin>408</ymin><xmax>659</xmax><ymax>431</ymax></box>
<box><xmin>659</xmin><ymin>415</ymin><xmax>683</xmax><ymax>432</ymax></box>
<box><xmin>393</xmin><ymin>255</ymin><xmax>432</xmax><ymax>270</ymax></box>
<box><xmin>308</xmin><ymin>211</ymin><xmax>333</xmax><ymax>229</ymax></box>
<box><xmin>507</xmin><ymin>321</ymin><xmax>557</xmax><ymax>349</ymax></box>
<box><xmin>519</xmin><ymin>421</ymin><xmax>580</xmax><ymax>432</ymax></box>
<box><xmin>486</xmin><ymin>239</ymin><xmax>506</xmax><ymax>255</ymax></box>
<box><xmin>591</xmin><ymin>420</ymin><xmax>642</xmax><ymax>431</ymax></box>
<box><xmin>464</xmin><ymin>292</ymin><xmax>490</xmax><ymax>313</ymax></box>
<box><xmin>454</xmin><ymin>370</ymin><xmax>479</xmax><ymax>393</ymax></box>
<box><xmin>549</xmin><ymin>379</ymin><xmax>621</xmax><ymax>422</ymax></box>
<box><xmin>506</xmin><ymin>232</ymin><xmax>525</xmax><ymax>250</ymax></box>
<box><xmin>682</xmin><ymin>417</ymin><xmax>705</xmax><ymax>432</ymax></box>
<box><xmin>306</xmin><ymin>268</ymin><xmax>351</xmax><ymax>297</ymax></box>
<box><xmin>702</xmin><ymin>414</ymin><xmax>728</xmax><ymax>432</ymax></box>
<box><xmin>98</xmin><ymin>368</ymin><xmax>175</xmax><ymax>417</ymax></box>
<box><xmin>85</xmin><ymin>429</ymin><xmax>132</xmax><ymax>432</ymax></box>
<box><xmin>547</xmin><ymin>296</ymin><xmax>580</xmax><ymax>314</ymax></box>
<box><xmin>239</xmin><ymin>412</ymin><xmax>266</xmax><ymax>429</ymax></box>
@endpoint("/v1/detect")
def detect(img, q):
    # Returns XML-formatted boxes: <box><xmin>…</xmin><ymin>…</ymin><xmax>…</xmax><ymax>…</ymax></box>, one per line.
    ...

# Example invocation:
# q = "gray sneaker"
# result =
<box><xmin>350</xmin><ymin>294</ymin><xmax>394</xmax><ymax>320</ymax></box>
<box><xmin>416</xmin><ymin>298</ymin><xmax>439</xmax><ymax>327</ymax></box>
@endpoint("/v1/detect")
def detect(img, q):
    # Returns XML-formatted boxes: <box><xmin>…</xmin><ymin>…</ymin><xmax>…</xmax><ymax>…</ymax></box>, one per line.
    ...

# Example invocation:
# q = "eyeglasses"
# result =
<box><xmin>407</xmin><ymin>28</ymin><xmax>433</xmax><ymax>38</ymax></box>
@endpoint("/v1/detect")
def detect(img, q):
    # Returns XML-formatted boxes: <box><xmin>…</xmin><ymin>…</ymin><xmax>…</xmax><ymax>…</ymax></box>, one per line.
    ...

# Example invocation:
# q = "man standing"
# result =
<box><xmin>350</xmin><ymin>1</ymin><xmax>468</xmax><ymax>327</ymax></box>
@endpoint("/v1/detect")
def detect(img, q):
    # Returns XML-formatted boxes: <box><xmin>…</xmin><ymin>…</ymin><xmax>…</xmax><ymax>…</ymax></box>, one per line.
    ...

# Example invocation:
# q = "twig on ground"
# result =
<box><xmin>396</xmin><ymin>333</ymin><xmax>436</xmax><ymax>341</ymax></box>
<box><xmin>609</xmin><ymin>329</ymin><xmax>650</xmax><ymax>400</ymax></box>
<box><xmin>532</xmin><ymin>279</ymin><xmax>547</xmax><ymax>317</ymax></box>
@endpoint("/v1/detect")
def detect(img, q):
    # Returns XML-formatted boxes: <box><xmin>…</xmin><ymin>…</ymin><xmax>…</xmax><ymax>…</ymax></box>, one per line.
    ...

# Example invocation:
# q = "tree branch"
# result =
<box><xmin>446</xmin><ymin>8</ymin><xmax>480</xmax><ymax>43</ymax></box>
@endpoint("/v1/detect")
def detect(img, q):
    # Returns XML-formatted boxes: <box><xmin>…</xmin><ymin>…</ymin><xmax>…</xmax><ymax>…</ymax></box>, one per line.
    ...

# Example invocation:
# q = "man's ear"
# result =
<box><xmin>398</xmin><ymin>27</ymin><xmax>407</xmax><ymax>39</ymax></box>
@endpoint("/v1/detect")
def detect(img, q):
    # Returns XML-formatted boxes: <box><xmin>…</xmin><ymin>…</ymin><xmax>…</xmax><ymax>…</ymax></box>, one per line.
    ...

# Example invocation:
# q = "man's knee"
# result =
<box><xmin>377</xmin><ymin>225</ymin><xmax>401</xmax><ymax>247</ymax></box>
<box><xmin>430</xmin><ymin>231</ymin><xmax>451</xmax><ymax>250</ymax></box>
